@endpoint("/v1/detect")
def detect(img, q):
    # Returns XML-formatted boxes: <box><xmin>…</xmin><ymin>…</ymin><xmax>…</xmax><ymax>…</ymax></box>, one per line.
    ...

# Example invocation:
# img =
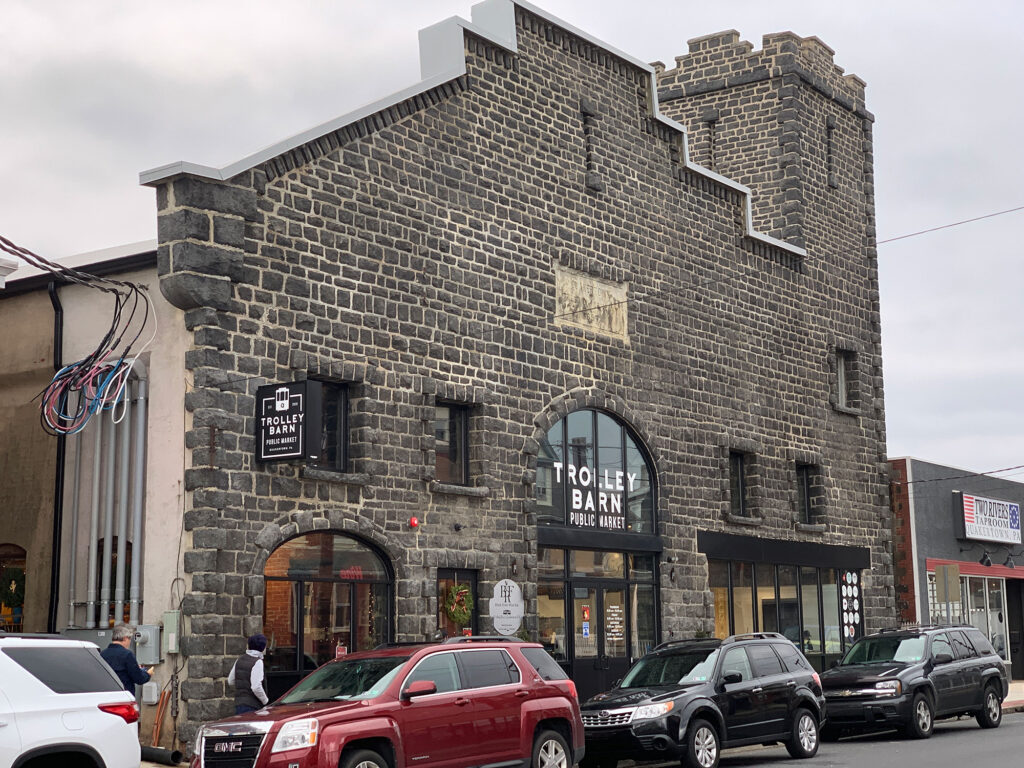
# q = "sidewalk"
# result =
<box><xmin>1004</xmin><ymin>679</ymin><xmax>1024</xmax><ymax>713</ymax></box>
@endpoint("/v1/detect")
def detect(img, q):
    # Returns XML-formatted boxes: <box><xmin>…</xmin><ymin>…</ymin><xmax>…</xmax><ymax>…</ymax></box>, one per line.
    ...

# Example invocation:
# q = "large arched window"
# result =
<box><xmin>536</xmin><ymin>409</ymin><xmax>655</xmax><ymax>533</ymax></box>
<box><xmin>263</xmin><ymin>533</ymin><xmax>392</xmax><ymax>699</ymax></box>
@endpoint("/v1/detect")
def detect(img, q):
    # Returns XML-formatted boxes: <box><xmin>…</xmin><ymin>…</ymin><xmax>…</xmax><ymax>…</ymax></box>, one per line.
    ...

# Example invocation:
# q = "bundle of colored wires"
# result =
<box><xmin>1</xmin><ymin>233</ymin><xmax>156</xmax><ymax>436</ymax></box>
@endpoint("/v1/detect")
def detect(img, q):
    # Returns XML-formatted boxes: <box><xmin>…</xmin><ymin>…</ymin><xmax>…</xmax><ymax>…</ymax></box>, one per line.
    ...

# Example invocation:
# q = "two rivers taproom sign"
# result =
<box><xmin>955</xmin><ymin>491</ymin><xmax>1022</xmax><ymax>545</ymax></box>
<box><xmin>255</xmin><ymin>381</ymin><xmax>325</xmax><ymax>462</ymax></box>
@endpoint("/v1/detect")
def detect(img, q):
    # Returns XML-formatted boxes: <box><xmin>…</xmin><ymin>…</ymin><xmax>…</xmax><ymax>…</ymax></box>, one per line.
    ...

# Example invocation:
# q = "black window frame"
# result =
<box><xmin>836</xmin><ymin>349</ymin><xmax>857</xmax><ymax>410</ymax></box>
<box><xmin>308</xmin><ymin>380</ymin><xmax>349</xmax><ymax>472</ymax></box>
<box><xmin>729</xmin><ymin>451</ymin><xmax>748</xmax><ymax>517</ymax></box>
<box><xmin>796</xmin><ymin>463</ymin><xmax>815</xmax><ymax>523</ymax></box>
<box><xmin>435</xmin><ymin>402</ymin><xmax>471</xmax><ymax>486</ymax></box>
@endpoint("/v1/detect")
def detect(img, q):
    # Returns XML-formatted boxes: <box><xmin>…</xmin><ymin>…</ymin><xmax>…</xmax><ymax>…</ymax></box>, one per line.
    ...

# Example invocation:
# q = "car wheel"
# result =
<box><xmin>342</xmin><ymin>749</ymin><xmax>390</xmax><ymax>768</ymax></box>
<box><xmin>976</xmin><ymin>684</ymin><xmax>1002</xmax><ymax>729</ymax></box>
<box><xmin>785</xmin><ymin>708</ymin><xmax>819</xmax><ymax>759</ymax></box>
<box><xmin>903</xmin><ymin>692</ymin><xmax>934</xmax><ymax>739</ymax></box>
<box><xmin>682</xmin><ymin>718</ymin><xmax>719</xmax><ymax>768</ymax></box>
<box><xmin>532</xmin><ymin>729</ymin><xmax>570</xmax><ymax>768</ymax></box>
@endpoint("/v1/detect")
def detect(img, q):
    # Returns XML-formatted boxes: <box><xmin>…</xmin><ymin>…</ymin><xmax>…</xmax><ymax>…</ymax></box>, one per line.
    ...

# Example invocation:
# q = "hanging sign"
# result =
<box><xmin>255</xmin><ymin>381</ymin><xmax>324</xmax><ymax>462</ymax></box>
<box><xmin>489</xmin><ymin>579</ymin><xmax>525</xmax><ymax>635</ymax></box>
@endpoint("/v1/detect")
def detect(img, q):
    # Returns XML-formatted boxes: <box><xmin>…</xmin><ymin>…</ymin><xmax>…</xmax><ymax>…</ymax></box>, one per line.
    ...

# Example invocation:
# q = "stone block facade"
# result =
<box><xmin>143</xmin><ymin>0</ymin><xmax>892</xmax><ymax>744</ymax></box>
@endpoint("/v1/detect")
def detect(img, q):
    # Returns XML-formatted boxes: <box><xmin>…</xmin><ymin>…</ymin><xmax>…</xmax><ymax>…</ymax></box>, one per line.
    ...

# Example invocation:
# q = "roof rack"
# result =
<box><xmin>722</xmin><ymin>632</ymin><xmax>789</xmax><ymax>645</ymax></box>
<box><xmin>442</xmin><ymin>635</ymin><xmax>528</xmax><ymax>644</ymax></box>
<box><xmin>877</xmin><ymin>624</ymin><xmax>969</xmax><ymax>634</ymax></box>
<box><xmin>652</xmin><ymin>637</ymin><xmax>722</xmax><ymax>651</ymax></box>
<box><xmin>372</xmin><ymin>642</ymin><xmax>433</xmax><ymax>650</ymax></box>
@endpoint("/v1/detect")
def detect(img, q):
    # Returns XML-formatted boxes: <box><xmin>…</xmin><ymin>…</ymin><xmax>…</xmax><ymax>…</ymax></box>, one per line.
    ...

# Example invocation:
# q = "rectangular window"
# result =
<box><xmin>309</xmin><ymin>382</ymin><xmax>348</xmax><ymax>471</ymax></box>
<box><xmin>435</xmin><ymin>404</ymin><xmax>470</xmax><ymax>485</ymax></box>
<box><xmin>796</xmin><ymin>463</ymin><xmax>816</xmax><ymax>523</ymax></box>
<box><xmin>729</xmin><ymin>451</ymin><xmax>748</xmax><ymax>516</ymax></box>
<box><xmin>836</xmin><ymin>350</ymin><xmax>857</xmax><ymax>409</ymax></box>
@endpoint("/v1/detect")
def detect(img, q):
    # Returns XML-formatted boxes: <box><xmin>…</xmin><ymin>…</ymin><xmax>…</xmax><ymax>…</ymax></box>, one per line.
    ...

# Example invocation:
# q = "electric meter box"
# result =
<box><xmin>135</xmin><ymin>624</ymin><xmax>161</xmax><ymax>665</ymax></box>
<box><xmin>162</xmin><ymin>609</ymin><xmax>182</xmax><ymax>655</ymax></box>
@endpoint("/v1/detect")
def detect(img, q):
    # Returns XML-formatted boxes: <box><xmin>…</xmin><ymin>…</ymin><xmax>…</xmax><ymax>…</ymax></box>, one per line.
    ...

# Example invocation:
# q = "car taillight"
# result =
<box><xmin>99</xmin><ymin>702</ymin><xmax>140</xmax><ymax>724</ymax></box>
<box><xmin>812</xmin><ymin>672</ymin><xmax>821</xmax><ymax>689</ymax></box>
<box><xmin>566</xmin><ymin>679</ymin><xmax>578</xmax><ymax>701</ymax></box>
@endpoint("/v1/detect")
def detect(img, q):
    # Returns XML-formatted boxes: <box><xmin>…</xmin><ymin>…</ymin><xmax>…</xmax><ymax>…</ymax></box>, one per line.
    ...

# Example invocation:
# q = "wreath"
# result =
<box><xmin>1</xmin><ymin>567</ymin><xmax>25</xmax><ymax>610</ymax></box>
<box><xmin>444</xmin><ymin>584</ymin><xmax>474</xmax><ymax>626</ymax></box>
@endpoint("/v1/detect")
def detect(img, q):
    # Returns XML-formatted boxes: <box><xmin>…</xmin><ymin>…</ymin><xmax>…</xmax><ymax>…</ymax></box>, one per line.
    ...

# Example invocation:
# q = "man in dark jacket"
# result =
<box><xmin>228</xmin><ymin>633</ymin><xmax>269</xmax><ymax>713</ymax></box>
<box><xmin>100</xmin><ymin>624</ymin><xmax>152</xmax><ymax>692</ymax></box>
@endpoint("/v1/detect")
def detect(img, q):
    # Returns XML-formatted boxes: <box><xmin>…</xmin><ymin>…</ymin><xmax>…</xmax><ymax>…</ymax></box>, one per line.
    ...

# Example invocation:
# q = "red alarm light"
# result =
<box><xmin>409</xmin><ymin>516</ymin><xmax>419</xmax><ymax>528</ymax></box>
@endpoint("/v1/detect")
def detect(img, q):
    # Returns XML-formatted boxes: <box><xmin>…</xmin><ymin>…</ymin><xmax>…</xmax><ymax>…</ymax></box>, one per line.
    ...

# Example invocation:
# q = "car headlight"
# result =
<box><xmin>272</xmin><ymin>718</ymin><xmax>319</xmax><ymax>752</ymax></box>
<box><xmin>874</xmin><ymin>680</ymin><xmax>901</xmax><ymax>697</ymax></box>
<box><xmin>632</xmin><ymin>701</ymin><xmax>674</xmax><ymax>721</ymax></box>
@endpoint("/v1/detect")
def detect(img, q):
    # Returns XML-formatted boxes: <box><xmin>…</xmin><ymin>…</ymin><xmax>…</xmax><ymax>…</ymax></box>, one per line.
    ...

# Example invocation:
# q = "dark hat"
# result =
<box><xmin>248</xmin><ymin>633</ymin><xmax>268</xmax><ymax>652</ymax></box>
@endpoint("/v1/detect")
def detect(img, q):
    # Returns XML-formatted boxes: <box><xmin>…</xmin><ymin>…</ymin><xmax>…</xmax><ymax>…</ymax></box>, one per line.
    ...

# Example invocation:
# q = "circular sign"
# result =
<box><xmin>489</xmin><ymin>579</ymin><xmax>525</xmax><ymax>635</ymax></box>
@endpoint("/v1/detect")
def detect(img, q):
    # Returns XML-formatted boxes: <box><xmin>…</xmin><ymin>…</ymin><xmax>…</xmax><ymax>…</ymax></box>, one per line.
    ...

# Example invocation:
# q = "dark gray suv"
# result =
<box><xmin>820</xmin><ymin>624</ymin><xmax>1008</xmax><ymax>739</ymax></box>
<box><xmin>580</xmin><ymin>632</ymin><xmax>825</xmax><ymax>768</ymax></box>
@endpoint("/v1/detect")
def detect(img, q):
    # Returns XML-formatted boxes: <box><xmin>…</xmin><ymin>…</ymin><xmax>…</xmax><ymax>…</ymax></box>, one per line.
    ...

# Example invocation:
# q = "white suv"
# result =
<box><xmin>0</xmin><ymin>634</ymin><xmax>141</xmax><ymax>768</ymax></box>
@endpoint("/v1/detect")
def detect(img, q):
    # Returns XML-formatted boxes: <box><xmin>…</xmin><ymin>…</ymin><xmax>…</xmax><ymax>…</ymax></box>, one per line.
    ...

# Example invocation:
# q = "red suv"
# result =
<box><xmin>191</xmin><ymin>637</ymin><xmax>584</xmax><ymax>768</ymax></box>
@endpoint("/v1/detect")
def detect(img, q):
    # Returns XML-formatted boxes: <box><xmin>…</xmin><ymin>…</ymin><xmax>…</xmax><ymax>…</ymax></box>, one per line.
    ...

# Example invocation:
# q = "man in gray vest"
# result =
<box><xmin>227</xmin><ymin>633</ymin><xmax>269</xmax><ymax>713</ymax></box>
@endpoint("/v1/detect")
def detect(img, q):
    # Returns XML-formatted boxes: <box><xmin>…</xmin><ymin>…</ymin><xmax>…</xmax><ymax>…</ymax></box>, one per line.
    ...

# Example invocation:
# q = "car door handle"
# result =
<box><xmin>454</xmin><ymin>698</ymin><xmax>471</xmax><ymax>706</ymax></box>
<box><xmin>787</xmin><ymin>681</ymin><xmax>797</xmax><ymax>687</ymax></box>
<box><xmin>515</xmin><ymin>690</ymin><xmax>530</xmax><ymax>698</ymax></box>
<box><xmin>752</xmin><ymin>687</ymin><xmax>763</xmax><ymax>693</ymax></box>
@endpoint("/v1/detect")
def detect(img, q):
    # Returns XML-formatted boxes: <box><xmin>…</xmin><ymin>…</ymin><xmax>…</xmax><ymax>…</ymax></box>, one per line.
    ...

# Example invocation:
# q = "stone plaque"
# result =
<box><xmin>554</xmin><ymin>264</ymin><xmax>628</xmax><ymax>341</ymax></box>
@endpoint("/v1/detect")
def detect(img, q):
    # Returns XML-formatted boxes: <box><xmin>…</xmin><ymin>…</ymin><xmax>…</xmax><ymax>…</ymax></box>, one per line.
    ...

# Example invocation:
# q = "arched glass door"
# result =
<box><xmin>263</xmin><ymin>533</ymin><xmax>392</xmax><ymax>699</ymax></box>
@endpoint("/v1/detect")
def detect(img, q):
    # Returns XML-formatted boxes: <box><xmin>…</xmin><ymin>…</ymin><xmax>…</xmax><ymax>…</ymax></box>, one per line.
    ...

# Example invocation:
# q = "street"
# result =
<box><xmin>703</xmin><ymin>713</ymin><xmax>1024</xmax><ymax>768</ymax></box>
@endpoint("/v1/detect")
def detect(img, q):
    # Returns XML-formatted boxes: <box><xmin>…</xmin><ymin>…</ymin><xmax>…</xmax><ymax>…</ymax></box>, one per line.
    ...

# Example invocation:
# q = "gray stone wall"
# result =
<box><xmin>153</xmin><ymin>9</ymin><xmax>891</xmax><ymax>741</ymax></box>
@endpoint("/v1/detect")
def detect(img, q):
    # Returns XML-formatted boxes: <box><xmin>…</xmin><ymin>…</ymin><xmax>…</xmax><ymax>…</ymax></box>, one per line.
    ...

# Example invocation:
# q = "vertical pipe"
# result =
<box><xmin>129</xmin><ymin>371</ymin><xmax>148</xmax><ymax>625</ymax></box>
<box><xmin>86</xmin><ymin>416</ymin><xmax>103</xmax><ymax>628</ymax></box>
<box><xmin>67</xmin><ymin>410</ymin><xmax>83</xmax><ymax>628</ymax></box>
<box><xmin>47</xmin><ymin>282</ymin><xmax>66</xmax><ymax>634</ymax></box>
<box><xmin>114</xmin><ymin>395</ymin><xmax>131</xmax><ymax>625</ymax></box>
<box><xmin>100</xmin><ymin>410</ymin><xmax>117</xmax><ymax>626</ymax></box>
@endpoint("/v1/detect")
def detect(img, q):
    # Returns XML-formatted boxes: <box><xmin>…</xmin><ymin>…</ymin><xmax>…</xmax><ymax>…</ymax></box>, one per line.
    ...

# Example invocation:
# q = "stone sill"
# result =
<box><xmin>725</xmin><ymin>513</ymin><xmax>762</xmax><ymax>527</ymax></box>
<box><xmin>430</xmin><ymin>481</ymin><xmax>490</xmax><ymax>498</ymax></box>
<box><xmin>795</xmin><ymin>522</ymin><xmax>827</xmax><ymax>533</ymax></box>
<box><xmin>300</xmin><ymin>467</ymin><xmax>371</xmax><ymax>486</ymax></box>
<box><xmin>833</xmin><ymin>404</ymin><xmax>861</xmax><ymax>417</ymax></box>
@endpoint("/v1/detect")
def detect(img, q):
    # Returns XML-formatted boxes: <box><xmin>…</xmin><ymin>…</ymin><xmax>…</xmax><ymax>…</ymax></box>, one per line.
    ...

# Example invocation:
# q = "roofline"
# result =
<box><xmin>137</xmin><ymin>0</ymin><xmax>804</xmax><ymax>260</ymax></box>
<box><xmin>0</xmin><ymin>242</ymin><xmax>157</xmax><ymax>299</ymax></box>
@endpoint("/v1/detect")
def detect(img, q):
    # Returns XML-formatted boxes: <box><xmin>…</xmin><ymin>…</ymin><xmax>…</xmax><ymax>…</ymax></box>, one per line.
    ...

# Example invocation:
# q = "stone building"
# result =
<box><xmin>137</xmin><ymin>0</ymin><xmax>892</xmax><ymax>743</ymax></box>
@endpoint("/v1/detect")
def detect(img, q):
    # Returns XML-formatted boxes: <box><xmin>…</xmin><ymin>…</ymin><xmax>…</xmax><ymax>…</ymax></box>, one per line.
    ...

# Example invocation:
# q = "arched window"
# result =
<box><xmin>536</xmin><ymin>409</ymin><xmax>656</xmax><ymax>533</ymax></box>
<box><xmin>262</xmin><ymin>533</ymin><xmax>392</xmax><ymax>699</ymax></box>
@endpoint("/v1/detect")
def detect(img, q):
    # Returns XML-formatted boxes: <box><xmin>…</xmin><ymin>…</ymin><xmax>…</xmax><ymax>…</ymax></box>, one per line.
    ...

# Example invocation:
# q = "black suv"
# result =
<box><xmin>580</xmin><ymin>633</ymin><xmax>825</xmax><ymax>768</ymax></box>
<box><xmin>820</xmin><ymin>624</ymin><xmax>1008</xmax><ymax>739</ymax></box>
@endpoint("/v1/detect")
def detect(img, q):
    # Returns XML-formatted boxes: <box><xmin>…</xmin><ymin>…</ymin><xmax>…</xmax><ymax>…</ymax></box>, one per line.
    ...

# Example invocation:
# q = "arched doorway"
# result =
<box><xmin>0</xmin><ymin>543</ymin><xmax>27</xmax><ymax>631</ymax></box>
<box><xmin>262</xmin><ymin>532</ymin><xmax>392</xmax><ymax>699</ymax></box>
<box><xmin>534</xmin><ymin>408</ymin><xmax>660</xmax><ymax>700</ymax></box>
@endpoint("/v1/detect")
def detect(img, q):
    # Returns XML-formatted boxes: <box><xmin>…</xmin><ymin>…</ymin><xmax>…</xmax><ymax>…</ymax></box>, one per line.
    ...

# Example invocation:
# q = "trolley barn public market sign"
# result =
<box><xmin>255</xmin><ymin>381</ymin><xmax>324</xmax><ymax>462</ymax></box>
<box><xmin>556</xmin><ymin>461</ymin><xmax>638</xmax><ymax>531</ymax></box>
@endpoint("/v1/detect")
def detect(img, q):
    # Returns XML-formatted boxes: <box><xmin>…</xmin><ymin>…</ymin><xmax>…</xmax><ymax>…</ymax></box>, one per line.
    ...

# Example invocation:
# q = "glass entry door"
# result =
<box><xmin>571</xmin><ymin>583</ymin><xmax>630</xmax><ymax>701</ymax></box>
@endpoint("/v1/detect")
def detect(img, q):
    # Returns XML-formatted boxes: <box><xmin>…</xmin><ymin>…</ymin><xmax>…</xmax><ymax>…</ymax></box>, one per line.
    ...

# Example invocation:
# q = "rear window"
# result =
<box><xmin>774</xmin><ymin>642</ymin><xmax>812</xmax><ymax>674</ymax></box>
<box><xmin>964</xmin><ymin>629</ymin><xmax>996</xmax><ymax>656</ymax></box>
<box><xmin>459</xmin><ymin>649</ymin><xmax>519</xmax><ymax>688</ymax></box>
<box><xmin>747</xmin><ymin>644</ymin><xmax>784</xmax><ymax>677</ymax></box>
<box><xmin>3</xmin><ymin>645</ymin><xmax>123</xmax><ymax>693</ymax></box>
<box><xmin>521</xmin><ymin>648</ymin><xmax>569</xmax><ymax>681</ymax></box>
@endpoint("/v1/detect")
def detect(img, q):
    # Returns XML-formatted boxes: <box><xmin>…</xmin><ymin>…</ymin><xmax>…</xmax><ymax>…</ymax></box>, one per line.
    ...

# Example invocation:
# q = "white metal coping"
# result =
<box><xmin>0</xmin><ymin>253</ymin><xmax>17</xmax><ymax>288</ymax></box>
<box><xmin>138</xmin><ymin>0</ymin><xmax>804</xmax><ymax>260</ymax></box>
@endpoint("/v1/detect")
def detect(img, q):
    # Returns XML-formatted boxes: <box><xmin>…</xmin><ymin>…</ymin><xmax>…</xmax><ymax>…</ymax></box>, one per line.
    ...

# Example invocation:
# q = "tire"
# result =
<box><xmin>785</xmin><ymin>708</ymin><xmax>819</xmax><ymax>759</ymax></box>
<box><xmin>976</xmin><ymin>684</ymin><xmax>1002</xmax><ymax>729</ymax></box>
<box><xmin>532</xmin><ymin>729</ymin><xmax>570</xmax><ymax>768</ymax></box>
<box><xmin>902</xmin><ymin>692</ymin><xmax>934</xmax><ymax>739</ymax></box>
<box><xmin>681</xmin><ymin>718</ymin><xmax>720</xmax><ymax>768</ymax></box>
<box><xmin>342</xmin><ymin>749</ymin><xmax>390</xmax><ymax>768</ymax></box>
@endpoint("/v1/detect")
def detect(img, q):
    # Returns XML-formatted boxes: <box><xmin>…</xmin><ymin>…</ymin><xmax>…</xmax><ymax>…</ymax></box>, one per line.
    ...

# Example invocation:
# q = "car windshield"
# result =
<box><xmin>841</xmin><ymin>636</ymin><xmax>925</xmax><ymax>664</ymax></box>
<box><xmin>279</xmin><ymin>656</ymin><xmax>410</xmax><ymax>704</ymax></box>
<box><xmin>620</xmin><ymin>648</ymin><xmax>720</xmax><ymax>687</ymax></box>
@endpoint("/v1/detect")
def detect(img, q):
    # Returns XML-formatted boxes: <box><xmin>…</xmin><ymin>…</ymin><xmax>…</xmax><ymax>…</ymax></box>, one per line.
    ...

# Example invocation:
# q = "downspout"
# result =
<box><xmin>100</xmin><ymin>408</ymin><xmax>117</xmax><ymax>626</ymax></box>
<box><xmin>114</xmin><ymin>393</ymin><xmax>131</xmax><ymax>624</ymax></box>
<box><xmin>128</xmin><ymin>364</ymin><xmax>148</xmax><ymax>625</ymax></box>
<box><xmin>67</xmin><ymin>415</ymin><xmax>83</xmax><ymax>627</ymax></box>
<box><xmin>47</xmin><ymin>281</ymin><xmax>65</xmax><ymax>634</ymax></box>
<box><xmin>86</xmin><ymin>416</ymin><xmax>102</xmax><ymax>627</ymax></box>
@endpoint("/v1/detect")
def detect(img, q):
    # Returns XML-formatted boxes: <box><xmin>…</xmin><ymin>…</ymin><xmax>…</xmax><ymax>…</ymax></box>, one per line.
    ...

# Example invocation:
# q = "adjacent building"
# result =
<box><xmin>890</xmin><ymin>457</ymin><xmax>1023</xmax><ymax>680</ymax></box>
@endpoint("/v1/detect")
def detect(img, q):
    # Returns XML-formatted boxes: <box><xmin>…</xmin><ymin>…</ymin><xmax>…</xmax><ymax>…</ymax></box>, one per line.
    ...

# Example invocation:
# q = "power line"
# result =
<box><xmin>877</xmin><ymin>205</ymin><xmax>1024</xmax><ymax>245</ymax></box>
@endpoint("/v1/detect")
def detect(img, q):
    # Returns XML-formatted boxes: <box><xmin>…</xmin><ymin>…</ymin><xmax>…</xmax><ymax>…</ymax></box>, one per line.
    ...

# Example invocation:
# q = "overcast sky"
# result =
<box><xmin>2</xmin><ymin>0</ymin><xmax>1022</xmax><ymax>476</ymax></box>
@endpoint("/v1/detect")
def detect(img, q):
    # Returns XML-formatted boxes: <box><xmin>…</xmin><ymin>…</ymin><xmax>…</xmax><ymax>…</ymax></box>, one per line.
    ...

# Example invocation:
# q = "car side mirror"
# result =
<box><xmin>402</xmin><ymin>680</ymin><xmax>437</xmax><ymax>699</ymax></box>
<box><xmin>933</xmin><ymin>652</ymin><xmax>953</xmax><ymax>665</ymax></box>
<box><xmin>721</xmin><ymin>671</ymin><xmax>742</xmax><ymax>685</ymax></box>
<box><xmin>612</xmin><ymin>678</ymin><xmax>622</xmax><ymax>687</ymax></box>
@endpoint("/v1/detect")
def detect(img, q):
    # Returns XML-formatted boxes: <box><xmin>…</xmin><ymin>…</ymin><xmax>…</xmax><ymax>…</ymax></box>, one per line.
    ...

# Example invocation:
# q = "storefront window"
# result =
<box><xmin>709</xmin><ymin>559</ymin><xmax>730</xmax><ymax>639</ymax></box>
<box><xmin>538</xmin><ymin>580</ymin><xmax>566</xmax><ymax>660</ymax></box>
<box><xmin>801</xmin><ymin>567</ymin><xmax>821</xmax><ymax>654</ymax></box>
<box><xmin>821</xmin><ymin>570</ymin><xmax>842</xmax><ymax>663</ymax></box>
<box><xmin>756</xmin><ymin>564</ymin><xmax>778</xmax><ymax>633</ymax></box>
<box><xmin>778</xmin><ymin>566</ymin><xmax>800</xmax><ymax>644</ymax></box>
<box><xmin>732</xmin><ymin>562</ymin><xmax>755</xmax><ymax>635</ymax></box>
<box><xmin>571</xmin><ymin>550</ymin><xmax>624</xmax><ymax>579</ymax></box>
<box><xmin>537</xmin><ymin>424</ymin><xmax>564</xmax><ymax>526</ymax></box>
<box><xmin>631</xmin><ymin>584</ymin><xmax>656</xmax><ymax>660</ymax></box>
<box><xmin>968</xmin><ymin>577</ymin><xmax>988</xmax><ymax>636</ymax></box>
